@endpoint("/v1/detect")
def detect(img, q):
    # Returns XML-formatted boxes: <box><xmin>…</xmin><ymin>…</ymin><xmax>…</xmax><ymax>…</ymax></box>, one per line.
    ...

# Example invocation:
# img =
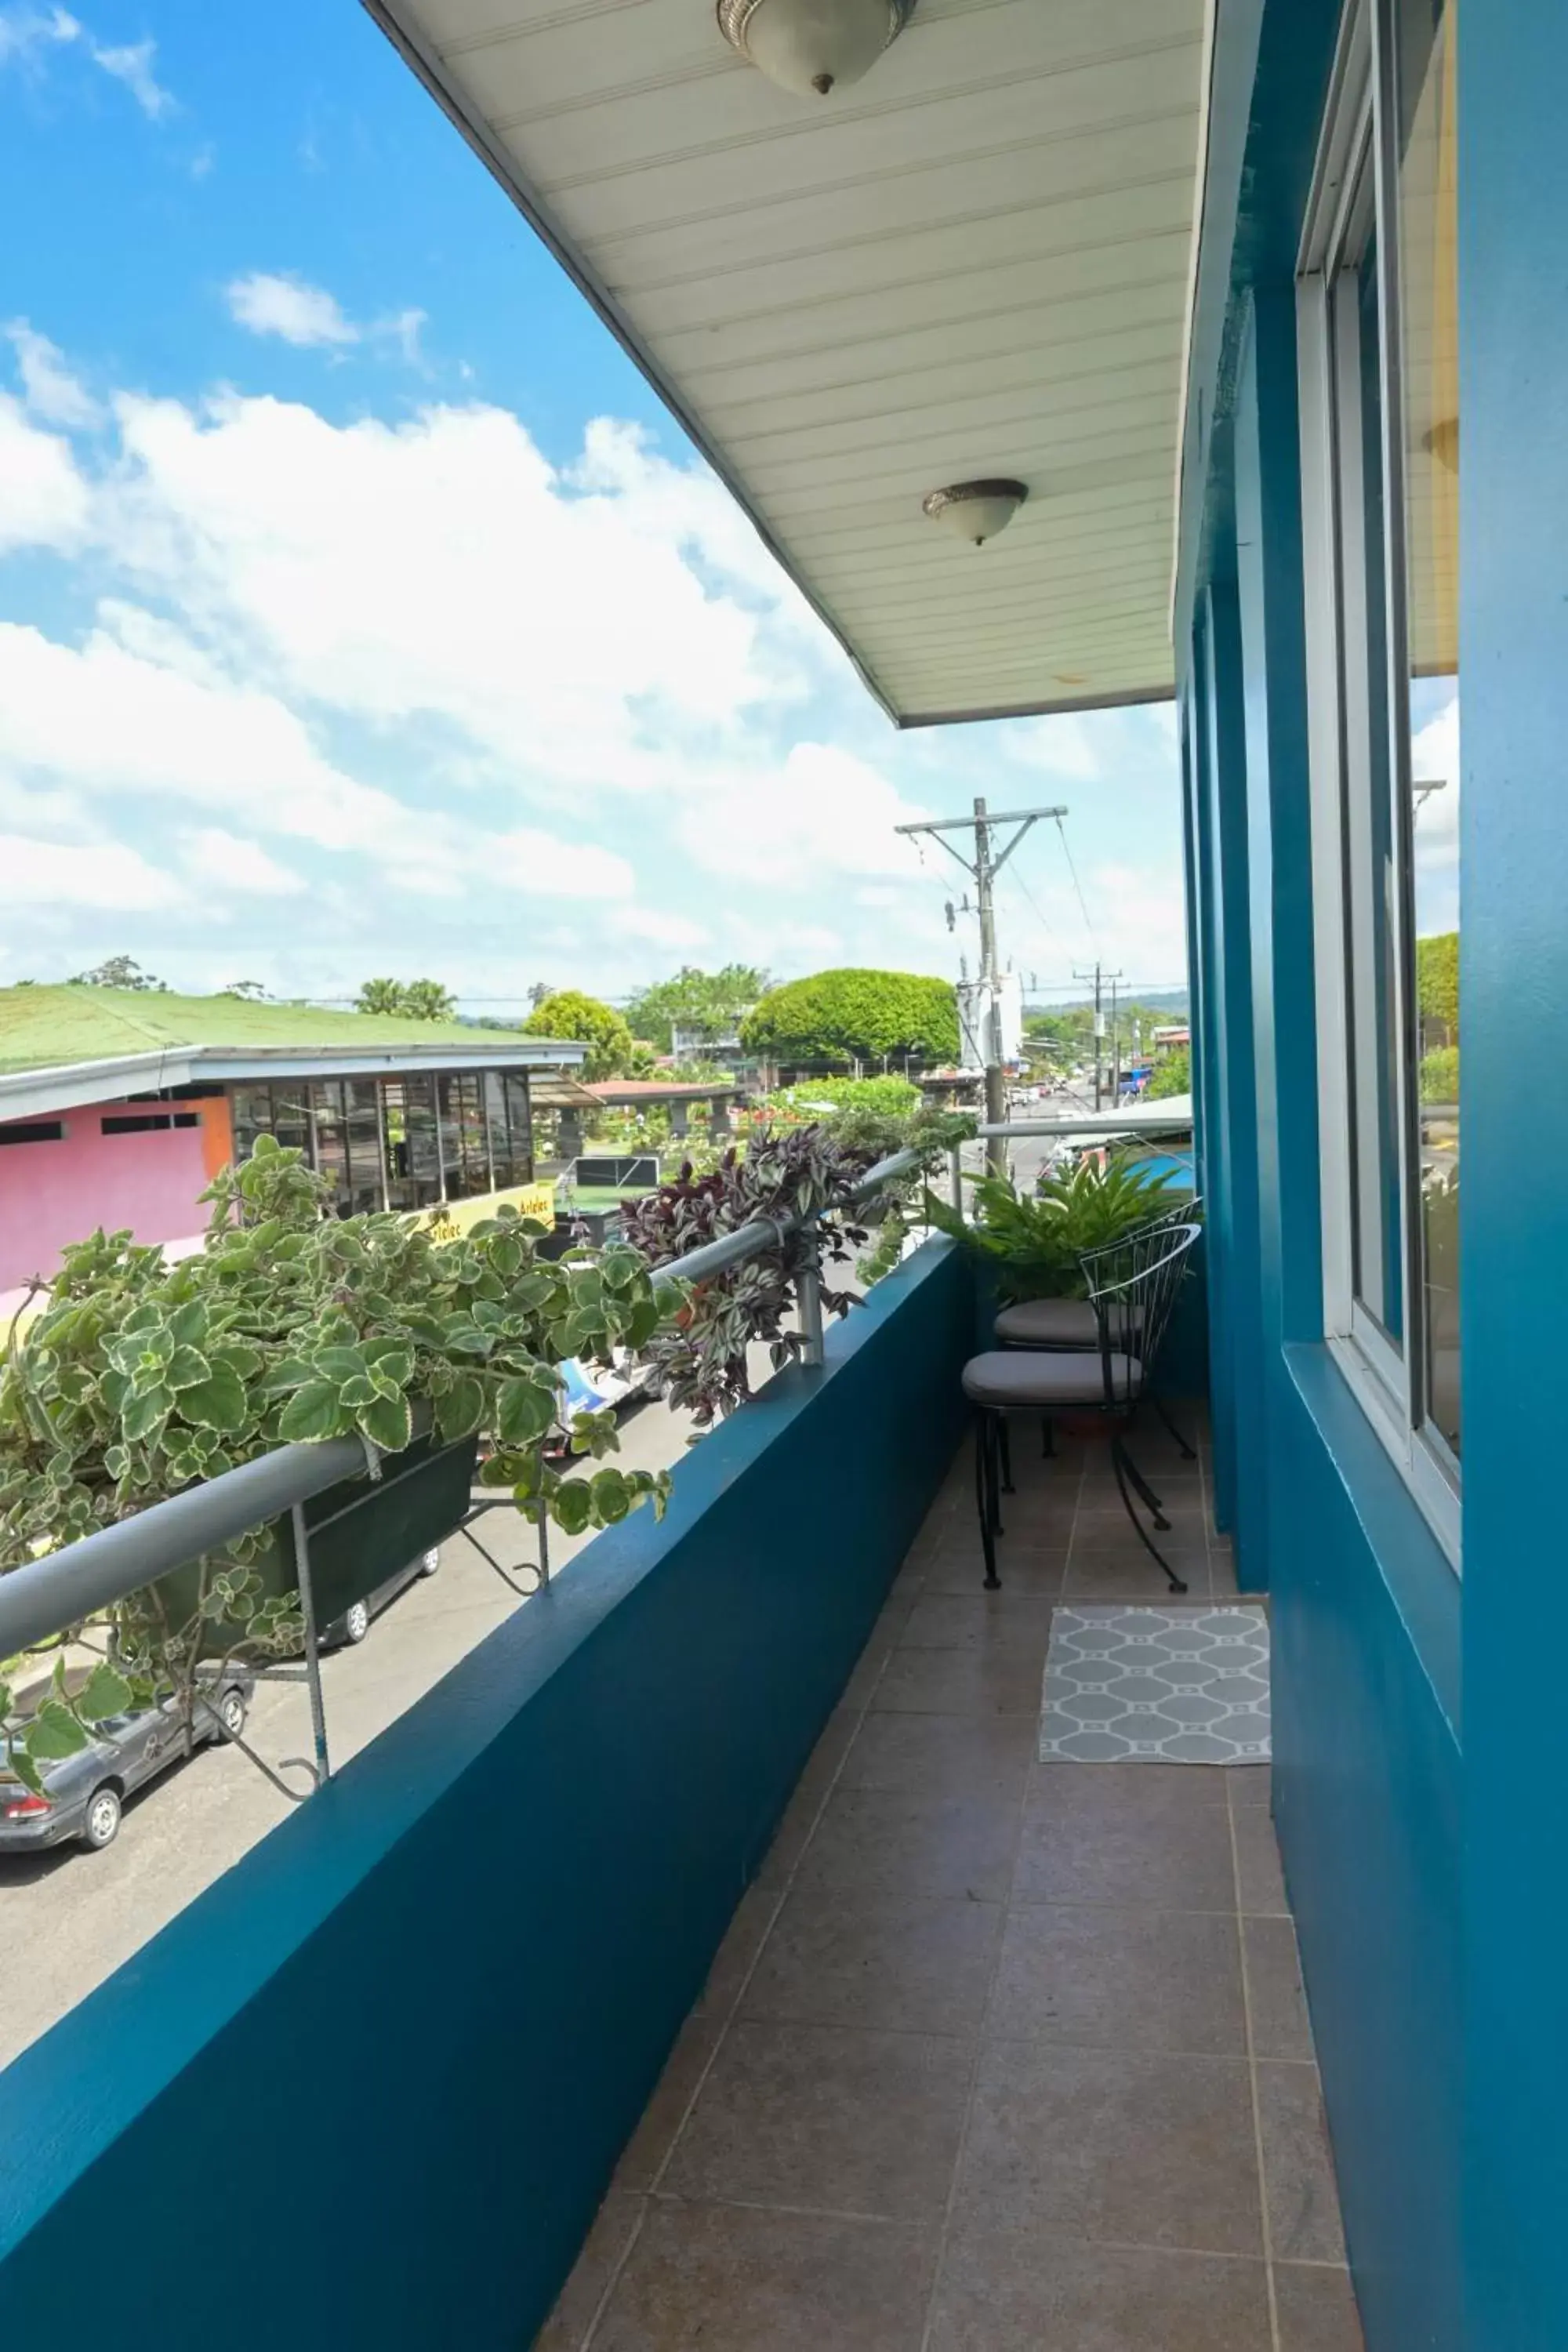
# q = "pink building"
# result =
<box><xmin>0</xmin><ymin>985</ymin><xmax>585</xmax><ymax>1305</ymax></box>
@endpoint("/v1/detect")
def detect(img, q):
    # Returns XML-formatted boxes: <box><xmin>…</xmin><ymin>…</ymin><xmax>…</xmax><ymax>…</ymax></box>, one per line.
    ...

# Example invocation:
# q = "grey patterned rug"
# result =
<box><xmin>1040</xmin><ymin>1604</ymin><xmax>1271</xmax><ymax>1765</ymax></box>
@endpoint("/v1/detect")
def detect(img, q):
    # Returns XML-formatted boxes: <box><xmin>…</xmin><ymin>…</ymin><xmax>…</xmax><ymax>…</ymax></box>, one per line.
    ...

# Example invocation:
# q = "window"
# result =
<box><xmin>1300</xmin><ymin>0</ymin><xmax>1460</xmax><ymax>1554</ymax></box>
<box><xmin>101</xmin><ymin>1112</ymin><xmax>201</xmax><ymax>1134</ymax></box>
<box><xmin>0</xmin><ymin>1120</ymin><xmax>64</xmax><ymax>1145</ymax></box>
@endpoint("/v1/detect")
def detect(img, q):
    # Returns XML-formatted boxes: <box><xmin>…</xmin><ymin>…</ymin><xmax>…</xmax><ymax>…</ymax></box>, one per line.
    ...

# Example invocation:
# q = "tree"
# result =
<box><xmin>1415</xmin><ymin>931</ymin><xmax>1458</xmax><ymax>1044</ymax></box>
<box><xmin>220</xmin><ymin>980</ymin><xmax>270</xmax><ymax>1001</ymax></box>
<box><xmin>741</xmin><ymin>968</ymin><xmax>960</xmax><ymax>1068</ymax></box>
<box><xmin>625</xmin><ymin>963</ymin><xmax>768</xmax><ymax>1054</ymax></box>
<box><xmin>1148</xmin><ymin>1044</ymin><xmax>1191</xmax><ymax>1100</ymax></box>
<box><xmin>70</xmin><ymin>956</ymin><xmax>169</xmax><ymax>992</ymax></box>
<box><xmin>524</xmin><ymin>989</ymin><xmax>635</xmax><ymax>1080</ymax></box>
<box><xmin>354</xmin><ymin>978</ymin><xmax>456</xmax><ymax>1022</ymax></box>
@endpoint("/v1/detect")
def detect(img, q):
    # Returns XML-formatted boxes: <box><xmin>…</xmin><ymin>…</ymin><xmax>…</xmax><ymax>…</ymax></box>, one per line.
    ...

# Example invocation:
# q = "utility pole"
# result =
<box><xmin>896</xmin><ymin>796</ymin><xmax>1068</xmax><ymax>1174</ymax></box>
<box><xmin>1073</xmin><ymin>960</ymin><xmax>1123</xmax><ymax>1112</ymax></box>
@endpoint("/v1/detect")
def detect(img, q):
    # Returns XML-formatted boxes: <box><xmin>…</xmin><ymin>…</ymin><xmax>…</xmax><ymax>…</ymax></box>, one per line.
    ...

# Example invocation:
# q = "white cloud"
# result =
<box><xmin>0</xmin><ymin>831</ymin><xmax>181</xmax><ymax>908</ymax></box>
<box><xmin>89</xmin><ymin>33</ymin><xmax>171</xmax><ymax>118</ymax></box>
<box><xmin>1001</xmin><ymin>712</ymin><xmax>1104</xmax><ymax>782</ymax></box>
<box><xmin>225</xmin><ymin>273</ymin><xmax>358</xmax><ymax>349</ymax></box>
<box><xmin>0</xmin><ymin>7</ymin><xmax>78</xmax><ymax>68</ymax></box>
<box><xmin>0</xmin><ymin>394</ymin><xmax>89</xmax><ymax>550</ymax></box>
<box><xmin>618</xmin><ymin>909</ymin><xmax>708</xmax><ymax>950</ymax></box>
<box><xmin>180</xmin><ymin>827</ymin><xmax>305</xmax><ymax>898</ymax></box>
<box><xmin>5</xmin><ymin>318</ymin><xmax>100</xmax><ymax>427</ymax></box>
<box><xmin>677</xmin><ymin>744</ymin><xmax>928</xmax><ymax>887</ymax></box>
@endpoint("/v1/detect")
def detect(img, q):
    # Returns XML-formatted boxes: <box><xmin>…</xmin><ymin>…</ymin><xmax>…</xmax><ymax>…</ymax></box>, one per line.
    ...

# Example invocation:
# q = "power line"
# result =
<box><xmin>1052</xmin><ymin>815</ymin><xmax>1098</xmax><ymax>950</ymax></box>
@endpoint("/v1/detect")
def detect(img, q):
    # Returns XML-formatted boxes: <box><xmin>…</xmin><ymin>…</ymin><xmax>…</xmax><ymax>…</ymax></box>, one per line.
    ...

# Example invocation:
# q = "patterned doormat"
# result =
<box><xmin>1040</xmin><ymin>1604</ymin><xmax>1271</xmax><ymax>1765</ymax></box>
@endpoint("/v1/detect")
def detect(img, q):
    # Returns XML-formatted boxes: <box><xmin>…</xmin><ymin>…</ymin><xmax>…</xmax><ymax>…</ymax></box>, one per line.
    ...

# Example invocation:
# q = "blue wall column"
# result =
<box><xmin>1200</xmin><ymin>572</ymin><xmax>1267</xmax><ymax>1582</ymax></box>
<box><xmin>1184</xmin><ymin>618</ymin><xmax>1237</xmax><ymax>1531</ymax></box>
<box><xmin>1461</xmin><ymin>3</ymin><xmax>1568</xmax><ymax>2341</ymax></box>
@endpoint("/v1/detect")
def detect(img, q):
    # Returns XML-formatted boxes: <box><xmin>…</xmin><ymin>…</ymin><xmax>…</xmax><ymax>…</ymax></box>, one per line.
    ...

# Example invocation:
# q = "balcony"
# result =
<box><xmin>0</xmin><ymin>1216</ymin><xmax>1362</xmax><ymax>2350</ymax></box>
<box><xmin>536</xmin><ymin>1411</ymin><xmax>1358</xmax><ymax>2351</ymax></box>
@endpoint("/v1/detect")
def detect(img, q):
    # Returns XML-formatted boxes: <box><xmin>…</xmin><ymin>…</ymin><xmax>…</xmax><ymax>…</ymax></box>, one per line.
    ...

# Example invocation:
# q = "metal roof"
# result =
<box><xmin>364</xmin><ymin>0</ymin><xmax>1204</xmax><ymax>725</ymax></box>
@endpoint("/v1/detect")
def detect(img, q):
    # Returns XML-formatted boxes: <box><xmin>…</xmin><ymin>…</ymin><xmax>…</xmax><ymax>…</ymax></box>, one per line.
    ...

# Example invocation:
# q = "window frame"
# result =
<box><xmin>1297</xmin><ymin>0</ymin><xmax>1461</xmax><ymax>1566</ymax></box>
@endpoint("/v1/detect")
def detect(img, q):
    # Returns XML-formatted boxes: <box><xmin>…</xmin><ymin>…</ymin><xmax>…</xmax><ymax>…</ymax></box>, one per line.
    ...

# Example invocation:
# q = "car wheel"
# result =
<box><xmin>419</xmin><ymin>1547</ymin><xmax>441</xmax><ymax>1577</ymax></box>
<box><xmin>217</xmin><ymin>1688</ymin><xmax>248</xmax><ymax>1741</ymax></box>
<box><xmin>81</xmin><ymin>1785</ymin><xmax>122</xmax><ymax>1850</ymax></box>
<box><xmin>343</xmin><ymin>1599</ymin><xmax>372</xmax><ymax>1645</ymax></box>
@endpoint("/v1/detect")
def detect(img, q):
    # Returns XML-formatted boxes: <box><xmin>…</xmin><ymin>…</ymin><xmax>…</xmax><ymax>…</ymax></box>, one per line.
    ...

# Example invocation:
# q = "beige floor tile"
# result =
<box><xmin>840</xmin><ymin>1709</ymin><xmax>1036</xmax><ymax>1801</ymax></box>
<box><xmin>1243</xmin><ymin>1915</ymin><xmax>1313</xmax><ymax>2060</ymax></box>
<box><xmin>796</xmin><ymin>1787</ymin><xmax>1022</xmax><ymax>1903</ymax></box>
<box><xmin>920</xmin><ymin>1549</ymin><xmax>1068</xmax><ymax>1597</ymax></box>
<box><xmin>927</xmin><ymin>2227</ymin><xmax>1272</xmax><ymax>2352</ymax></box>
<box><xmin>872</xmin><ymin>1646</ymin><xmax>1046</xmax><ymax>1719</ymax></box>
<box><xmin>899</xmin><ymin>1592</ymin><xmax>1056</xmax><ymax>1654</ymax></box>
<box><xmin>1233</xmin><ymin>1804</ymin><xmax>1290</xmax><ymax>1916</ymax></box>
<box><xmin>591</xmin><ymin>2199</ymin><xmax>936</xmax><ymax>2351</ymax></box>
<box><xmin>614</xmin><ymin>2019</ymin><xmax>724</xmax><ymax>2191</ymax></box>
<box><xmin>1228</xmin><ymin>1763</ymin><xmax>1272</xmax><ymax>1808</ymax></box>
<box><xmin>1029</xmin><ymin>1760</ymin><xmax>1233</xmax><ymax>1806</ymax></box>
<box><xmin>953</xmin><ymin>2040</ymin><xmax>1264</xmax><ymax>2255</ymax></box>
<box><xmin>986</xmin><ymin>1902</ymin><xmax>1247</xmax><ymax>2055</ymax></box>
<box><xmin>534</xmin><ymin>2190</ymin><xmax>645</xmax><ymax>2351</ymax></box>
<box><xmin>1257</xmin><ymin>2063</ymin><xmax>1347</xmax><ymax>2264</ymax></box>
<box><xmin>741</xmin><ymin>1888</ymin><xmax>1004</xmax><ymax>2036</ymax></box>
<box><xmin>1273</xmin><ymin>2262</ymin><xmax>1367</xmax><ymax>2350</ymax></box>
<box><xmin>693</xmin><ymin>1884</ymin><xmax>785</xmax><ymax>2020</ymax></box>
<box><xmin>662</xmin><ymin>2019</ymin><xmax>973</xmax><ymax>2222</ymax></box>
<box><xmin>1014</xmin><ymin>1777</ymin><xmax>1238</xmax><ymax>1910</ymax></box>
<box><xmin>1063</xmin><ymin>1551</ymin><xmax>1211</xmax><ymax>1601</ymax></box>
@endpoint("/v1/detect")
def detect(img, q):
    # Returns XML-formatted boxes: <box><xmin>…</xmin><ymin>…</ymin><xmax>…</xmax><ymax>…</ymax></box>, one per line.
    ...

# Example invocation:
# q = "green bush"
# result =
<box><xmin>524</xmin><ymin>989</ymin><xmax>634</xmax><ymax>1080</ymax></box>
<box><xmin>758</xmin><ymin>1076</ymin><xmax>922</xmax><ymax>1120</ymax></box>
<box><xmin>1420</xmin><ymin>1045</ymin><xmax>1459</xmax><ymax>1104</ymax></box>
<box><xmin>741</xmin><ymin>968</ymin><xmax>959</xmax><ymax>1067</ymax></box>
<box><xmin>1148</xmin><ymin>1044</ymin><xmax>1191</xmax><ymax>1100</ymax></box>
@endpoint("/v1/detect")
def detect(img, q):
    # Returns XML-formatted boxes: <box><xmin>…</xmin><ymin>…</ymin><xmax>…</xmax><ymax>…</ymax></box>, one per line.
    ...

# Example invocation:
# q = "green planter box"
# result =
<box><xmin>152</xmin><ymin>1433</ymin><xmax>480</xmax><ymax>1657</ymax></box>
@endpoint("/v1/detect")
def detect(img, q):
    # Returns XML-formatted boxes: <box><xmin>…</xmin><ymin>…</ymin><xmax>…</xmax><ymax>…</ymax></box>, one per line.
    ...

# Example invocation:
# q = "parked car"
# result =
<box><xmin>0</xmin><ymin>1667</ymin><xmax>256</xmax><ymax>1855</ymax></box>
<box><xmin>322</xmin><ymin>1544</ymin><xmax>442</xmax><ymax>1648</ymax></box>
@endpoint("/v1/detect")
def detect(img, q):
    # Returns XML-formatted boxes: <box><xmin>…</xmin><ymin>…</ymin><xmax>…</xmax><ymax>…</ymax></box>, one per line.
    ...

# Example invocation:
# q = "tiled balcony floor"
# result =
<box><xmin>539</xmin><ymin>1421</ymin><xmax>1363</xmax><ymax>2350</ymax></box>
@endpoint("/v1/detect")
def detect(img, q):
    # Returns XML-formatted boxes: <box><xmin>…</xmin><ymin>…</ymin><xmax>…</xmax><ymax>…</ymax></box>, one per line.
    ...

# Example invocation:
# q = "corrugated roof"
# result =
<box><xmin>0</xmin><ymin>985</ymin><xmax>554</xmax><ymax>1076</ymax></box>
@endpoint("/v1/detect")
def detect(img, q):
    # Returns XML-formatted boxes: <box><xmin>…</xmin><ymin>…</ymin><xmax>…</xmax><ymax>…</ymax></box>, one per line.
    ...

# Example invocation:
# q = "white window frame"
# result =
<box><xmin>1298</xmin><ymin>0</ymin><xmax>1461</xmax><ymax>1567</ymax></box>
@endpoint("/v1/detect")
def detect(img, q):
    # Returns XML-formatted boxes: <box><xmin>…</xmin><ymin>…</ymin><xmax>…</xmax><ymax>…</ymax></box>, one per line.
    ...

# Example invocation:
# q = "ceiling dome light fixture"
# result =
<box><xmin>922</xmin><ymin>479</ymin><xmax>1029</xmax><ymax>546</ymax></box>
<box><xmin>717</xmin><ymin>0</ymin><xmax>916</xmax><ymax>99</ymax></box>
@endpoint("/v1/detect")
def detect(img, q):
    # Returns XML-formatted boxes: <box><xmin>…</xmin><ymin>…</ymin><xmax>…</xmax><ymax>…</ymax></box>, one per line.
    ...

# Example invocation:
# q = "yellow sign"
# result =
<box><xmin>421</xmin><ymin>1180</ymin><xmax>557</xmax><ymax>1244</ymax></box>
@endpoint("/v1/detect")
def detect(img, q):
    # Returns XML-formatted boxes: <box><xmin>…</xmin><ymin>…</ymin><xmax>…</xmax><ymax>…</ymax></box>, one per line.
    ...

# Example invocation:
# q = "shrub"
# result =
<box><xmin>524</xmin><ymin>989</ymin><xmax>635</xmax><ymax>1080</ymax></box>
<box><xmin>741</xmin><ymin>968</ymin><xmax>959</xmax><ymax>1067</ymax></box>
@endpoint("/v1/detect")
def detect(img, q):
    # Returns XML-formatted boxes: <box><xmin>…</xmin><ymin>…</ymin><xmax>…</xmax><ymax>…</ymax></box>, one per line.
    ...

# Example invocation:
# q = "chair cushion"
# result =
<box><xmin>962</xmin><ymin>1349</ymin><xmax>1142</xmax><ymax>1407</ymax></box>
<box><xmin>994</xmin><ymin>1296</ymin><xmax>1145</xmax><ymax>1347</ymax></box>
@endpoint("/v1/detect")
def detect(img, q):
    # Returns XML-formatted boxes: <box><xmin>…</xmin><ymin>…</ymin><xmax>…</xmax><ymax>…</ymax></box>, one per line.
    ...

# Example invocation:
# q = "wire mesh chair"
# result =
<box><xmin>962</xmin><ymin>1222</ymin><xmax>1203</xmax><ymax>1595</ymax></box>
<box><xmin>991</xmin><ymin>1192</ymin><xmax>1203</xmax><ymax>1461</ymax></box>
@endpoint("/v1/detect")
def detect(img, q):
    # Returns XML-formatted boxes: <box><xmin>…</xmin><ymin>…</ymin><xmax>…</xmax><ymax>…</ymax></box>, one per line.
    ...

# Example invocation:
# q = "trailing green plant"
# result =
<box><xmin>925</xmin><ymin>1152</ymin><xmax>1185</xmax><ymax>1302</ymax></box>
<box><xmin>619</xmin><ymin>1125</ymin><xmax>879</xmax><ymax>1423</ymax></box>
<box><xmin>0</xmin><ymin>1137</ymin><xmax>673</xmax><ymax>1789</ymax></box>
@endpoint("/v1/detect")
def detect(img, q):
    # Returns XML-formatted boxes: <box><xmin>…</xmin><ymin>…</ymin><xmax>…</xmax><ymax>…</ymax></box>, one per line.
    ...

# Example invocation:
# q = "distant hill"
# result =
<box><xmin>1022</xmin><ymin>985</ymin><xmax>1189</xmax><ymax>1019</ymax></box>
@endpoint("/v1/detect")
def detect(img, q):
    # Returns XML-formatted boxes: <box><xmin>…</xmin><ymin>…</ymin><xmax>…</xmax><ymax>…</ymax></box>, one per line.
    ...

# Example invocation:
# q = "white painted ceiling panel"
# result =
<box><xmin>365</xmin><ymin>0</ymin><xmax>1204</xmax><ymax>721</ymax></box>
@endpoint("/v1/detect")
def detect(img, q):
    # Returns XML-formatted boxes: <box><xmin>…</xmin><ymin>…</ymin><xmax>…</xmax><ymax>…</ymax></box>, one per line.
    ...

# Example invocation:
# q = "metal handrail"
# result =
<box><xmin>0</xmin><ymin>1146</ymin><xmax>924</xmax><ymax>1663</ymax></box>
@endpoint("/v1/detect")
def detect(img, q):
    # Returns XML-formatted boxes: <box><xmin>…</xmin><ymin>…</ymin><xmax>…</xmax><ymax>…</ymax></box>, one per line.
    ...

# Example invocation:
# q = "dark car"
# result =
<box><xmin>0</xmin><ymin>1668</ymin><xmax>254</xmax><ymax>1855</ymax></box>
<box><xmin>321</xmin><ymin>1544</ymin><xmax>441</xmax><ymax>1649</ymax></box>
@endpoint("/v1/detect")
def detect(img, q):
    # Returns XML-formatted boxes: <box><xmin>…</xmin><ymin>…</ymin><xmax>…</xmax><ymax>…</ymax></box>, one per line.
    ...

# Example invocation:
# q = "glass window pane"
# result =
<box><xmin>269</xmin><ymin>1083</ymin><xmax>311</xmax><ymax>1162</ymax></box>
<box><xmin>345</xmin><ymin>1078</ymin><xmax>385</xmax><ymax>1214</ymax></box>
<box><xmin>1394</xmin><ymin>0</ymin><xmax>1460</xmax><ymax>1454</ymax></box>
<box><xmin>388</xmin><ymin>1075</ymin><xmax>440</xmax><ymax>1208</ymax></box>
<box><xmin>503</xmin><ymin>1073</ymin><xmax>534</xmax><ymax>1184</ymax></box>
<box><xmin>1331</xmin><ymin>189</ymin><xmax>1405</xmax><ymax>1347</ymax></box>
<box><xmin>459</xmin><ymin>1073</ymin><xmax>489</xmax><ymax>1196</ymax></box>
<box><xmin>230</xmin><ymin>1085</ymin><xmax>271</xmax><ymax>1165</ymax></box>
<box><xmin>484</xmin><ymin>1073</ymin><xmax>514</xmax><ymax>1188</ymax></box>
<box><xmin>311</xmin><ymin>1081</ymin><xmax>350</xmax><ymax>1215</ymax></box>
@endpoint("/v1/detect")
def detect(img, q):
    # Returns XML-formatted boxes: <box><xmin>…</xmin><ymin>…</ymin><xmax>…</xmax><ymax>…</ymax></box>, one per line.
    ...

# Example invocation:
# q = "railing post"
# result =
<box><xmin>797</xmin><ymin>1237</ymin><xmax>826</xmax><ymax>1367</ymax></box>
<box><xmin>290</xmin><ymin>1503</ymin><xmax>332</xmax><ymax>1786</ymax></box>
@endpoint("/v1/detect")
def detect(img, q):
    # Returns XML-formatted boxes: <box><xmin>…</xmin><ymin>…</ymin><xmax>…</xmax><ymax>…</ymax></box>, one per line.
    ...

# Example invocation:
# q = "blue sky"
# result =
<box><xmin>0</xmin><ymin>0</ymin><xmax>1187</xmax><ymax>1014</ymax></box>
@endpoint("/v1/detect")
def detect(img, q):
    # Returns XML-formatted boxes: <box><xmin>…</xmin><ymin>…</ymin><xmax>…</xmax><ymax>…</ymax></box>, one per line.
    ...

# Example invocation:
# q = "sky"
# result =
<box><xmin>0</xmin><ymin>0</ymin><xmax>1189</xmax><ymax>1017</ymax></box>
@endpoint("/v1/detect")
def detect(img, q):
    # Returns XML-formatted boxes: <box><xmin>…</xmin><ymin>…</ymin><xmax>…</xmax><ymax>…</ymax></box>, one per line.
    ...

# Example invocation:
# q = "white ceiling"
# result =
<box><xmin>365</xmin><ymin>0</ymin><xmax>1206</xmax><ymax>724</ymax></box>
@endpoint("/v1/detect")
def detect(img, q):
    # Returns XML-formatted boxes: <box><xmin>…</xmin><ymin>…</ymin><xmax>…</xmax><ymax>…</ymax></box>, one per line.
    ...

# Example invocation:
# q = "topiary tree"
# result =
<box><xmin>625</xmin><ymin>963</ymin><xmax>768</xmax><ymax>1054</ymax></box>
<box><xmin>741</xmin><ymin>968</ymin><xmax>959</xmax><ymax>1069</ymax></box>
<box><xmin>1148</xmin><ymin>1044</ymin><xmax>1191</xmax><ymax>1100</ymax></box>
<box><xmin>524</xmin><ymin>989</ymin><xmax>635</xmax><ymax>1080</ymax></box>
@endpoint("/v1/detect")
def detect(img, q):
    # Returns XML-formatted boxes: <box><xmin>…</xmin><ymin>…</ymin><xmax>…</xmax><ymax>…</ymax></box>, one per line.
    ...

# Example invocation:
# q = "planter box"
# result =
<box><xmin>153</xmin><ymin>1433</ymin><xmax>480</xmax><ymax>1657</ymax></box>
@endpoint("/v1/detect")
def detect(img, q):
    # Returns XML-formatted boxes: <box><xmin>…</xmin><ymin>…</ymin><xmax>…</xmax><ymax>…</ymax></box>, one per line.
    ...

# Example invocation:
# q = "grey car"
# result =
<box><xmin>0</xmin><ymin>1670</ymin><xmax>254</xmax><ymax>1855</ymax></box>
<box><xmin>322</xmin><ymin>1544</ymin><xmax>442</xmax><ymax>1649</ymax></box>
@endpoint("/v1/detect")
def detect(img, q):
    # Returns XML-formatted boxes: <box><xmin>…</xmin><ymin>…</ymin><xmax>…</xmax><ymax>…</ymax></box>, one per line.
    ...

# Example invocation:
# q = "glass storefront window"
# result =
<box><xmin>345</xmin><ymin>1078</ymin><xmax>386</xmax><ymax>1214</ymax></box>
<box><xmin>310</xmin><ymin>1082</ymin><xmax>350</xmax><ymax>1214</ymax></box>
<box><xmin>503</xmin><ymin>1073</ymin><xmax>534</xmax><ymax>1185</ymax></box>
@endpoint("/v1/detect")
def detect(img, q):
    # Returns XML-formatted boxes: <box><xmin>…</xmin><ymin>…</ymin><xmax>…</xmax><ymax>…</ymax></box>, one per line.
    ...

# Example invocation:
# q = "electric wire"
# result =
<box><xmin>1052</xmin><ymin>814</ymin><xmax>1098</xmax><ymax>950</ymax></box>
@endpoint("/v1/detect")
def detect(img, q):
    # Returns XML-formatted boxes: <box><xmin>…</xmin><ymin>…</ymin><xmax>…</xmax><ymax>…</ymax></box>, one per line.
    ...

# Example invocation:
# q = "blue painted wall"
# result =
<box><xmin>0</xmin><ymin>1239</ymin><xmax>974</xmax><ymax>2349</ymax></box>
<box><xmin>1175</xmin><ymin>6</ymin><xmax>1468</xmax><ymax>2344</ymax></box>
<box><xmin>1460</xmin><ymin>3</ymin><xmax>1568</xmax><ymax>2341</ymax></box>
